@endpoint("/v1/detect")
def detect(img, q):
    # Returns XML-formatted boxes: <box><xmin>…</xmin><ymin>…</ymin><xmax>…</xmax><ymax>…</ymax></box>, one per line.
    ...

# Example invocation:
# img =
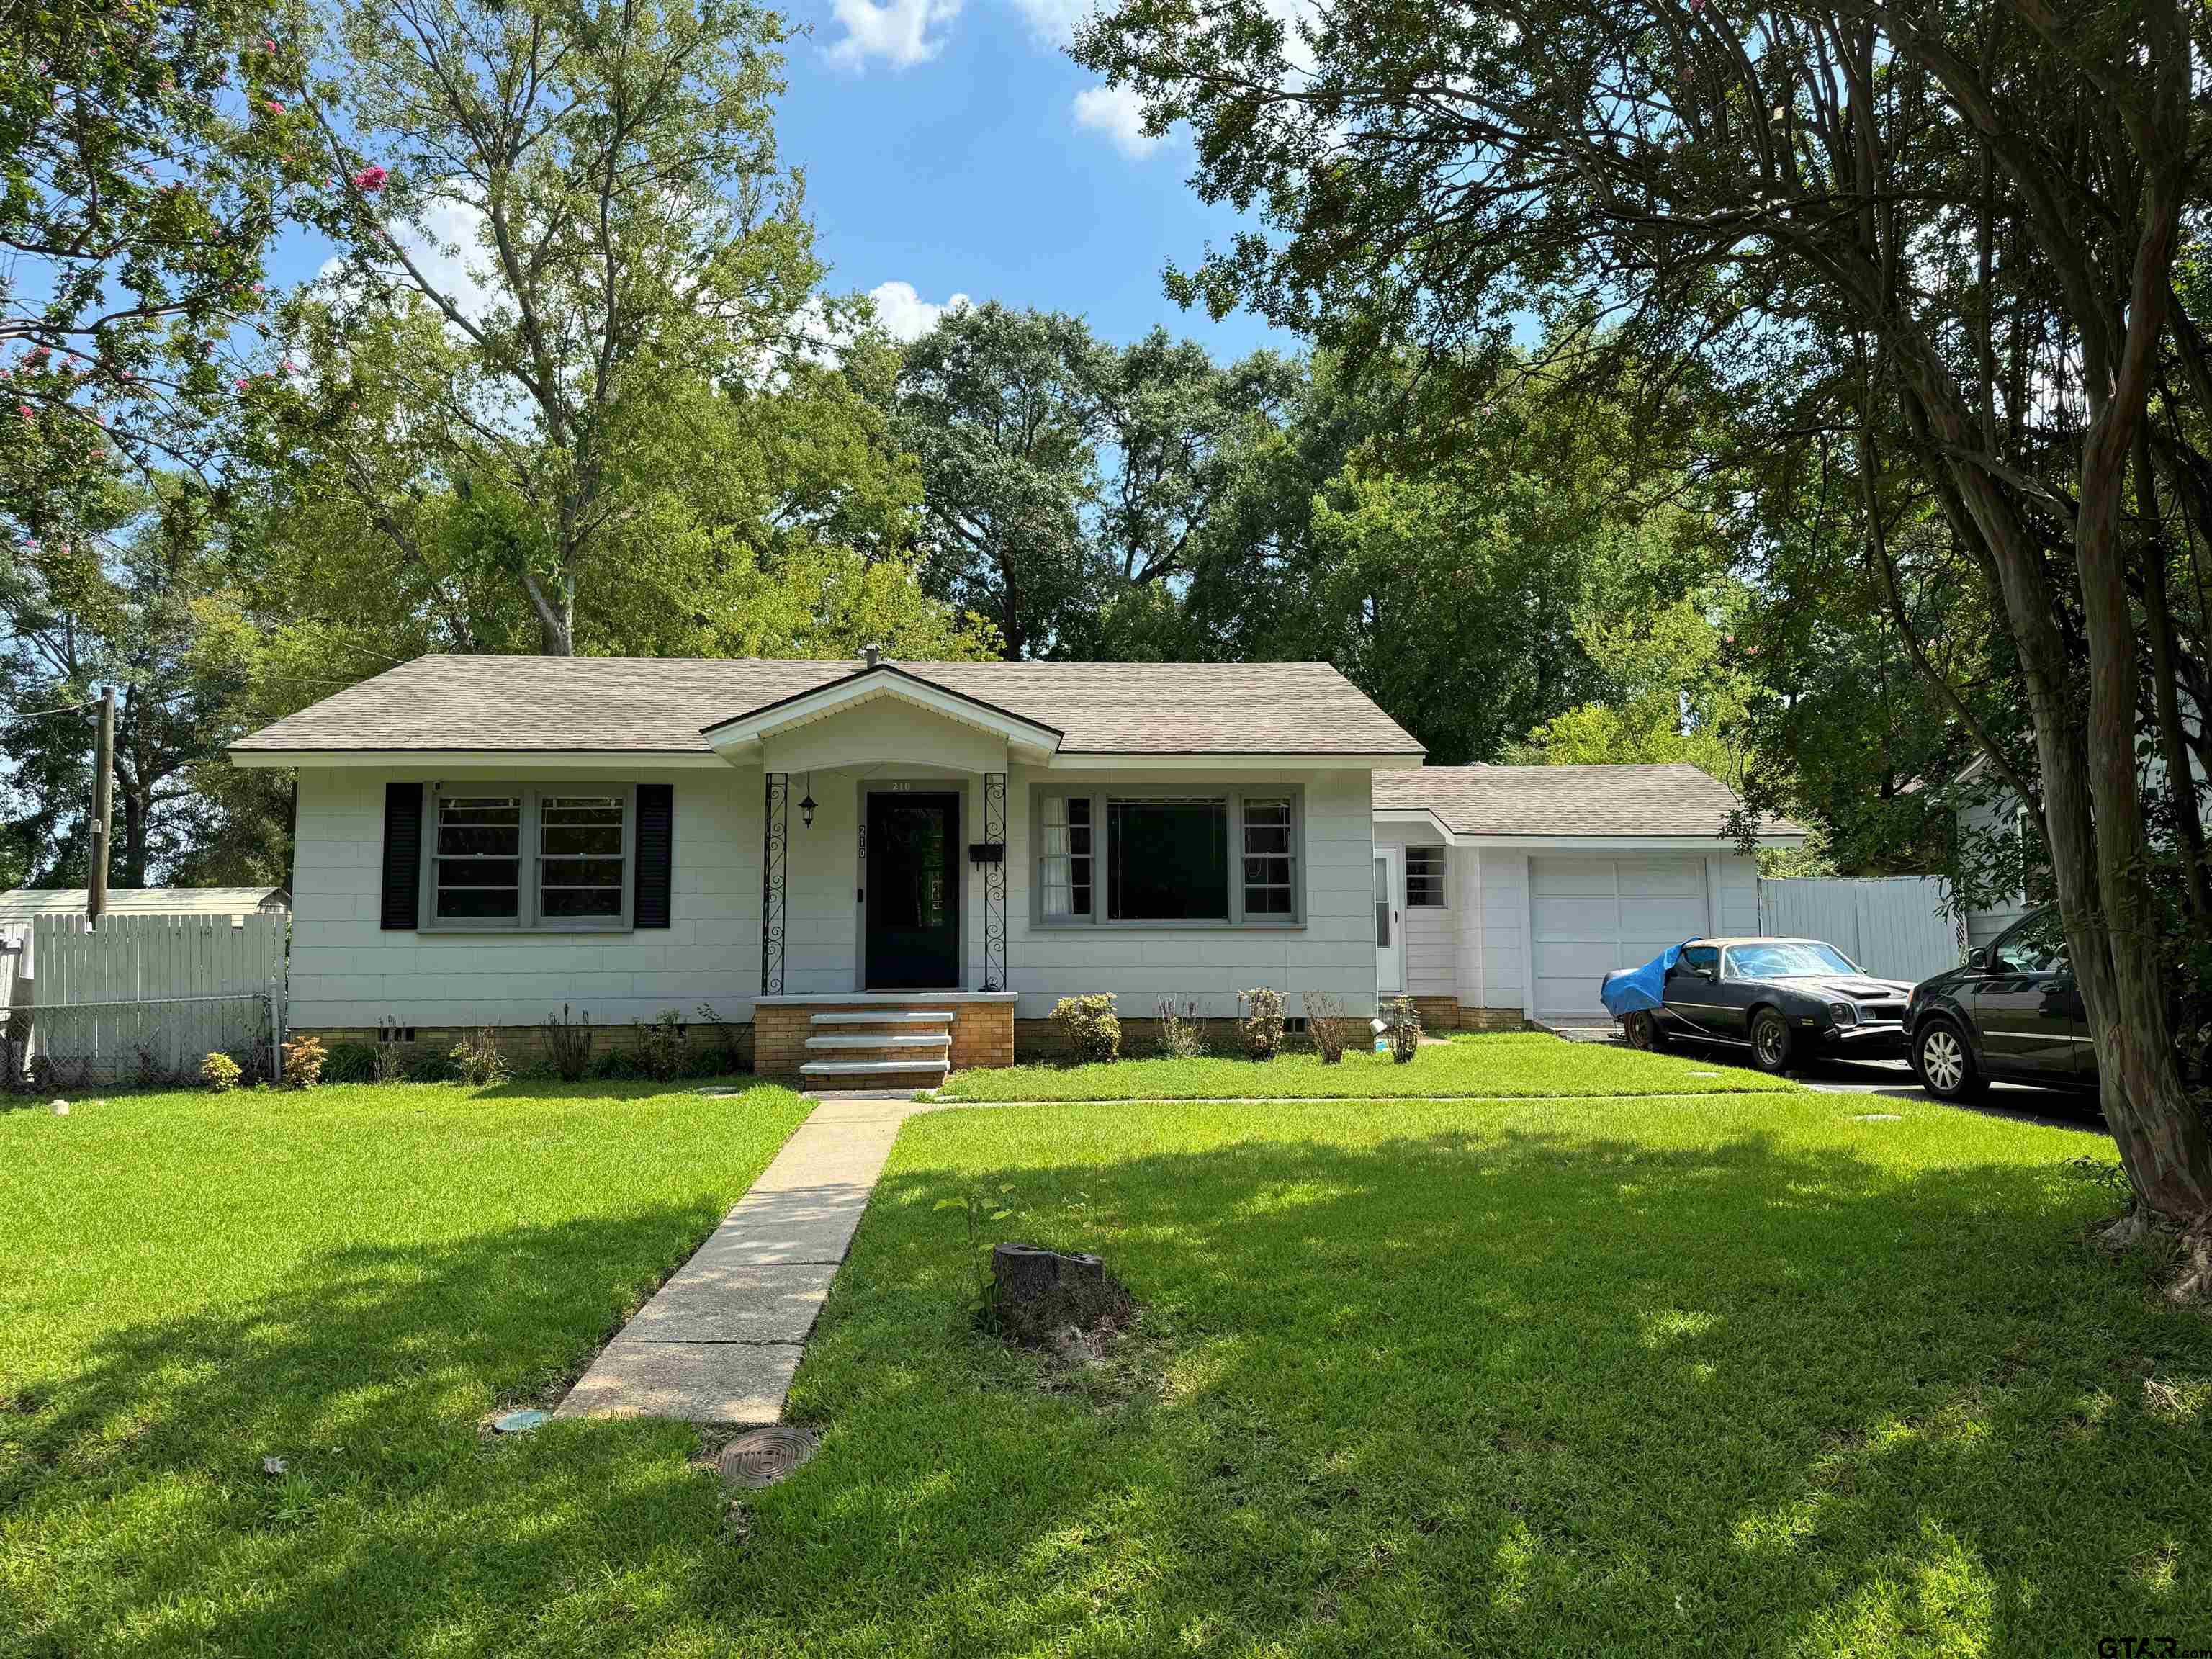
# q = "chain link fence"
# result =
<box><xmin>3</xmin><ymin>993</ymin><xmax>279</xmax><ymax>1093</ymax></box>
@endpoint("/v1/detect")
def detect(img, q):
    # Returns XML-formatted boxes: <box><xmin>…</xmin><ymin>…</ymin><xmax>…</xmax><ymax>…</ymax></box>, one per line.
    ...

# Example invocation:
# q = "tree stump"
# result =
<box><xmin>989</xmin><ymin>1243</ymin><xmax>1130</xmax><ymax>1344</ymax></box>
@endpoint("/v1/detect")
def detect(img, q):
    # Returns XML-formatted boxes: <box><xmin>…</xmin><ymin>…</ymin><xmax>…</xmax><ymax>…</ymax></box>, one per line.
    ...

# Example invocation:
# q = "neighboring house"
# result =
<box><xmin>1948</xmin><ymin>755</ymin><xmax>2037</xmax><ymax>951</ymax></box>
<box><xmin>1372</xmin><ymin>765</ymin><xmax>1806</xmax><ymax>1027</ymax></box>
<box><xmin>230</xmin><ymin>652</ymin><xmax>1424</xmax><ymax>1084</ymax></box>
<box><xmin>0</xmin><ymin>886</ymin><xmax>289</xmax><ymax>922</ymax></box>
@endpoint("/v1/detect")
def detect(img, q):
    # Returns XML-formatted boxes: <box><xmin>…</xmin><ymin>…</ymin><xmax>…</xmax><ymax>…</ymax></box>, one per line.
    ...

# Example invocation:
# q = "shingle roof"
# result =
<box><xmin>231</xmin><ymin>655</ymin><xmax>1425</xmax><ymax>758</ymax></box>
<box><xmin>1374</xmin><ymin>763</ymin><xmax>1804</xmax><ymax>839</ymax></box>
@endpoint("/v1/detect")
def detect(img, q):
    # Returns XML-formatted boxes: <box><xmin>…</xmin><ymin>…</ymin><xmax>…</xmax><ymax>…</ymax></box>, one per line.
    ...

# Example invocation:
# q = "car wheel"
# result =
<box><xmin>1914</xmin><ymin>1020</ymin><xmax>1987</xmax><ymax>1100</ymax></box>
<box><xmin>1750</xmin><ymin>1007</ymin><xmax>1794</xmax><ymax>1074</ymax></box>
<box><xmin>1624</xmin><ymin>1012</ymin><xmax>1667</xmax><ymax>1051</ymax></box>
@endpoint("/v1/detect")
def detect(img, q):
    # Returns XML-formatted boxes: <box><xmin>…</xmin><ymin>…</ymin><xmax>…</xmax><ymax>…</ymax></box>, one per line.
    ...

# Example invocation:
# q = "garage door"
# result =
<box><xmin>1531</xmin><ymin>856</ymin><xmax>1710</xmax><ymax>1020</ymax></box>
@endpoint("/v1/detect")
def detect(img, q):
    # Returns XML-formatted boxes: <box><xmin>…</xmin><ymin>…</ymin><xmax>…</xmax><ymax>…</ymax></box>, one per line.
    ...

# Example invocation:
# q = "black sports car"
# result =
<box><xmin>1618</xmin><ymin>936</ymin><xmax>1915</xmax><ymax>1073</ymax></box>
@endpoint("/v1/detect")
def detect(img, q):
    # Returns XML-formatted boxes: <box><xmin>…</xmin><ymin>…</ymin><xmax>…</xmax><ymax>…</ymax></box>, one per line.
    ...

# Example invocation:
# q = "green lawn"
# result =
<box><xmin>933</xmin><ymin>1029</ymin><xmax>1800</xmax><ymax>1100</ymax></box>
<box><xmin>9</xmin><ymin>1078</ymin><xmax>2207</xmax><ymax>1655</ymax></box>
<box><xmin>1</xmin><ymin>1077</ymin><xmax>812</xmax><ymax>1658</ymax></box>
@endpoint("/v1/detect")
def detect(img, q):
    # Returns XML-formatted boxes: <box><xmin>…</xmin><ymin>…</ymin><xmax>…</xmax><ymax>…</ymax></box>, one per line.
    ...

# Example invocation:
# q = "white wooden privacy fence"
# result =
<box><xmin>1757</xmin><ymin>876</ymin><xmax>1965</xmax><ymax>984</ymax></box>
<box><xmin>9</xmin><ymin>912</ymin><xmax>287</xmax><ymax>1087</ymax></box>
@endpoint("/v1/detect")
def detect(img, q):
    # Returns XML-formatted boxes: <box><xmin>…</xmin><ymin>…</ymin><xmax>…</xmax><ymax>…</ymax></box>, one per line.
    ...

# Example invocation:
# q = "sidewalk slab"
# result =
<box><xmin>555</xmin><ymin>1096</ymin><xmax>926</xmax><ymax>1423</ymax></box>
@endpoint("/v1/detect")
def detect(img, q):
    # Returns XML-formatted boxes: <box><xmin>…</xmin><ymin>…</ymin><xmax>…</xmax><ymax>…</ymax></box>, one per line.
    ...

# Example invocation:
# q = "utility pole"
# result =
<box><xmin>89</xmin><ymin>685</ymin><xmax>114</xmax><ymax>930</ymax></box>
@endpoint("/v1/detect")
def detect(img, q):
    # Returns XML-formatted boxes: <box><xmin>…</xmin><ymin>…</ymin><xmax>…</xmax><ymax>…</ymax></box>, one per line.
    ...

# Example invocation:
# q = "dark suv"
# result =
<box><xmin>1905</xmin><ymin>906</ymin><xmax>2096</xmax><ymax>1100</ymax></box>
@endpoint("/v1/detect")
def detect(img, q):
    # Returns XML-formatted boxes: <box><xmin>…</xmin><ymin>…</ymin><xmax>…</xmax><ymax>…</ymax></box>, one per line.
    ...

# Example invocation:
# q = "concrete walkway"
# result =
<box><xmin>556</xmin><ymin>1095</ymin><xmax>925</xmax><ymax>1425</ymax></box>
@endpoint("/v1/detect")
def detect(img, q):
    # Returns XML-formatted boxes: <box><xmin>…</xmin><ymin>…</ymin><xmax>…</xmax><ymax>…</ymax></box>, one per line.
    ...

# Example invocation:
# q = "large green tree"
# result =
<box><xmin>293</xmin><ymin>0</ymin><xmax>832</xmax><ymax>655</ymax></box>
<box><xmin>1081</xmin><ymin>0</ymin><xmax>2212</xmax><ymax>1241</ymax></box>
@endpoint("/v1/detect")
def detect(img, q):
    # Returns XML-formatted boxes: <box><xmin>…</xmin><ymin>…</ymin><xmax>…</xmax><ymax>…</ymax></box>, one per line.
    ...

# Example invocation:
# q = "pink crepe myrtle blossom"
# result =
<box><xmin>235</xmin><ymin>377</ymin><xmax>250</xmax><ymax>391</ymax></box>
<box><xmin>16</xmin><ymin>405</ymin><xmax>34</xmax><ymax>420</ymax></box>
<box><xmin>265</xmin><ymin>99</ymin><xmax>283</xmax><ymax>114</ymax></box>
<box><xmin>262</xmin><ymin>37</ymin><xmax>276</xmax><ymax>51</ymax></box>
<box><xmin>353</xmin><ymin>165</ymin><xmax>389</xmax><ymax>192</ymax></box>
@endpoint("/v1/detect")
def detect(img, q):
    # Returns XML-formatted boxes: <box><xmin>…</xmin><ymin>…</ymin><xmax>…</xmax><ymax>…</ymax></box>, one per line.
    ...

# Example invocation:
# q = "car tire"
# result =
<box><xmin>1749</xmin><ymin>1007</ymin><xmax>1795</xmax><ymax>1074</ymax></box>
<box><xmin>1624</xmin><ymin>1012</ymin><xmax>1668</xmax><ymax>1051</ymax></box>
<box><xmin>1914</xmin><ymin>1018</ymin><xmax>1987</xmax><ymax>1101</ymax></box>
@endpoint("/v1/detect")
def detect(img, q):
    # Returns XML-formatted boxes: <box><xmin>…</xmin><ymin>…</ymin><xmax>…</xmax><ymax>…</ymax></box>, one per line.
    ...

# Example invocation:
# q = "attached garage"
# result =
<box><xmin>1372</xmin><ymin>765</ymin><xmax>1807</xmax><ymax>1030</ymax></box>
<box><xmin>1529</xmin><ymin>855</ymin><xmax>1710</xmax><ymax>1020</ymax></box>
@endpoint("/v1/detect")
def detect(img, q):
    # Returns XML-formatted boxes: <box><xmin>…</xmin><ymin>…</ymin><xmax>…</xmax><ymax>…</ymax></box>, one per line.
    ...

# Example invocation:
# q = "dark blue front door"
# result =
<box><xmin>866</xmin><ymin>792</ymin><xmax>960</xmax><ymax>989</ymax></box>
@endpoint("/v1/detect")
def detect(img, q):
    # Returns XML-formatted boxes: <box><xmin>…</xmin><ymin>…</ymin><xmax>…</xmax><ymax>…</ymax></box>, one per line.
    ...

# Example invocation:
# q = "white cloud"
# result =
<box><xmin>867</xmin><ymin>280</ymin><xmax>971</xmax><ymax>341</ymax></box>
<box><xmin>1004</xmin><ymin>0</ymin><xmax>1091</xmax><ymax>48</ymax></box>
<box><xmin>827</xmin><ymin>0</ymin><xmax>962</xmax><ymax>68</ymax></box>
<box><xmin>316</xmin><ymin>194</ymin><xmax>503</xmax><ymax>325</ymax></box>
<box><xmin>1071</xmin><ymin>83</ymin><xmax>1159</xmax><ymax>158</ymax></box>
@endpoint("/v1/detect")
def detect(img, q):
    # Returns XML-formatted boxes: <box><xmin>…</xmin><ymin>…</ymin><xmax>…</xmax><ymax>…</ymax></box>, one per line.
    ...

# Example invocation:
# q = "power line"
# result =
<box><xmin>10</xmin><ymin>697</ymin><xmax>99</xmax><ymax>720</ymax></box>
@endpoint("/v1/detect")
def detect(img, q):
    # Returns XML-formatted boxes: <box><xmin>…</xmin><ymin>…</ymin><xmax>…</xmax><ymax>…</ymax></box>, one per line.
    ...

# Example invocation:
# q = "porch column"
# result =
<box><xmin>760</xmin><ymin>772</ymin><xmax>788</xmax><ymax>995</ymax></box>
<box><xmin>981</xmin><ymin>771</ymin><xmax>1007</xmax><ymax>991</ymax></box>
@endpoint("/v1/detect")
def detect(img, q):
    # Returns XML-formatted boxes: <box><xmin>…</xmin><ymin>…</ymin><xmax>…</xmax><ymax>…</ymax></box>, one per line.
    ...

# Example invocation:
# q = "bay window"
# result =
<box><xmin>426</xmin><ymin>784</ymin><xmax>634</xmax><ymax>930</ymax></box>
<box><xmin>1034</xmin><ymin>786</ymin><xmax>1301</xmax><ymax>926</ymax></box>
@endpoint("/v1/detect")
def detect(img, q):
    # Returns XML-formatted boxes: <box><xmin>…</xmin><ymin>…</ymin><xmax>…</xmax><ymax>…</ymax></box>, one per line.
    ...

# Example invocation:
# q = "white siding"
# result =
<box><xmin>1959</xmin><ymin>794</ymin><xmax>2029</xmax><ymax>949</ymax></box>
<box><xmin>289</xmin><ymin>765</ymin><xmax>763</xmax><ymax>1030</ymax></box>
<box><xmin>289</xmin><ymin>757</ymin><xmax>1380</xmax><ymax>1028</ymax></box>
<box><xmin>1478</xmin><ymin>851</ymin><xmax>1529</xmax><ymax>1013</ymax></box>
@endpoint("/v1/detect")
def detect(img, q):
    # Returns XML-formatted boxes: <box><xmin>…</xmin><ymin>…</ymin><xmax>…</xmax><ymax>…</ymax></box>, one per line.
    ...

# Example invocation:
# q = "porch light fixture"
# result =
<box><xmin>799</xmin><ymin>773</ymin><xmax>817</xmax><ymax>829</ymax></box>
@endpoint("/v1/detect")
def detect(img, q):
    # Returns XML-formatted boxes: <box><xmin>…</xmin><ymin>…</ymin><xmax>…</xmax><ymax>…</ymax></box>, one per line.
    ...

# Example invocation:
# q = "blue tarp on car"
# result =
<box><xmin>1600</xmin><ymin>943</ymin><xmax>1687</xmax><ymax>1019</ymax></box>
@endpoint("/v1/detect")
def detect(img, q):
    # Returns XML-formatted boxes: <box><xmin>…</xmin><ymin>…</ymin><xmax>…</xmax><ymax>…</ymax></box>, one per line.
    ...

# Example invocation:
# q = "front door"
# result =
<box><xmin>1375</xmin><ymin>848</ymin><xmax>1404</xmax><ymax>994</ymax></box>
<box><xmin>866</xmin><ymin>791</ymin><xmax>960</xmax><ymax>989</ymax></box>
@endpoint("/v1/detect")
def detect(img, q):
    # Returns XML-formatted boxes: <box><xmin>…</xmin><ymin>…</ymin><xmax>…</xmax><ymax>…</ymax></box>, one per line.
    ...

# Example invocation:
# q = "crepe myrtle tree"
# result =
<box><xmin>1078</xmin><ymin>0</ymin><xmax>2212</xmax><ymax>1253</ymax></box>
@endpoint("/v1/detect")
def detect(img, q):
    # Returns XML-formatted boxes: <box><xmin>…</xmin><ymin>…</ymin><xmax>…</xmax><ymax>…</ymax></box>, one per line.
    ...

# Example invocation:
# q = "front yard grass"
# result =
<box><xmin>933</xmin><ymin>1028</ymin><xmax>1796</xmax><ymax>1100</ymax></box>
<box><xmin>8</xmin><ymin>1077</ymin><xmax>2208</xmax><ymax>1655</ymax></box>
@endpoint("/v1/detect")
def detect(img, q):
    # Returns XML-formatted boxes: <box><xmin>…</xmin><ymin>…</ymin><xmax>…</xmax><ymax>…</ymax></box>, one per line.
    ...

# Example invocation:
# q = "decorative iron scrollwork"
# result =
<box><xmin>981</xmin><ymin>772</ymin><xmax>1007</xmax><ymax>992</ymax></box>
<box><xmin>761</xmin><ymin>772</ymin><xmax>788</xmax><ymax>995</ymax></box>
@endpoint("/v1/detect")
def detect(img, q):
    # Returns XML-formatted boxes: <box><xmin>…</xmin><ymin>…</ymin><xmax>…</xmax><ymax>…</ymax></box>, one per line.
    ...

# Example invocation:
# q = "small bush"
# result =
<box><xmin>449</xmin><ymin>1027</ymin><xmax>510</xmax><ymax>1087</ymax></box>
<box><xmin>694</xmin><ymin>1002</ymin><xmax>748</xmax><ymax>1074</ymax></box>
<box><xmin>279</xmin><ymin>1033</ymin><xmax>326</xmax><ymax>1089</ymax></box>
<box><xmin>374</xmin><ymin>1017</ymin><xmax>412</xmax><ymax>1083</ymax></box>
<box><xmin>199</xmin><ymin>1051</ymin><xmax>243</xmax><ymax>1092</ymax></box>
<box><xmin>1239</xmin><ymin>986</ymin><xmax>1285</xmax><ymax>1061</ymax></box>
<box><xmin>1303</xmin><ymin>992</ymin><xmax>1353</xmax><ymax>1064</ymax></box>
<box><xmin>323</xmin><ymin>1041</ymin><xmax>377</xmax><ymax>1084</ymax></box>
<box><xmin>1154</xmin><ymin>997</ymin><xmax>1208</xmax><ymax>1059</ymax></box>
<box><xmin>1051</xmin><ymin>994</ymin><xmax>1121</xmax><ymax>1064</ymax></box>
<box><xmin>632</xmin><ymin>1009</ymin><xmax>689</xmax><ymax>1080</ymax></box>
<box><xmin>544</xmin><ymin>1004</ymin><xmax>595</xmax><ymax>1082</ymax></box>
<box><xmin>1381</xmin><ymin>995</ymin><xmax>1422</xmax><ymax>1064</ymax></box>
<box><xmin>590</xmin><ymin>1046</ymin><xmax>646</xmax><ymax>1080</ymax></box>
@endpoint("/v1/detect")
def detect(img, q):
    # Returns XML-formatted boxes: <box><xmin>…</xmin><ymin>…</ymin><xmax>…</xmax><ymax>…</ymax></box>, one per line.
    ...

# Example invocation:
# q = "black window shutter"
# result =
<box><xmin>380</xmin><ymin>783</ymin><xmax>423</xmax><ymax>930</ymax></box>
<box><xmin>634</xmin><ymin>784</ymin><xmax>673</xmax><ymax>929</ymax></box>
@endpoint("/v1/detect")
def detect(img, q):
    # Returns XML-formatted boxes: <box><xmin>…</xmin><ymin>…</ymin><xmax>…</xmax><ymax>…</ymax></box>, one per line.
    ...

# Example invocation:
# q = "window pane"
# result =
<box><xmin>437</xmin><ymin>858</ymin><xmax>519</xmax><ymax>889</ymax></box>
<box><xmin>538</xmin><ymin>793</ymin><xmax>626</xmax><ymax>924</ymax></box>
<box><xmin>1241</xmin><ymin>798</ymin><xmax>1295</xmax><ymax>920</ymax></box>
<box><xmin>1040</xmin><ymin>794</ymin><xmax>1094</xmax><ymax>920</ymax></box>
<box><xmin>436</xmin><ymin>880</ymin><xmax>519</xmax><ymax>919</ymax></box>
<box><xmin>541</xmin><ymin>884</ymin><xmax>624</xmax><ymax>918</ymax></box>
<box><xmin>1108</xmin><ymin>799</ymin><xmax>1228</xmax><ymax>920</ymax></box>
<box><xmin>437</xmin><ymin>795</ymin><xmax>520</xmax><ymax>857</ymax></box>
<box><xmin>1375</xmin><ymin>856</ymin><xmax>1391</xmax><ymax>947</ymax></box>
<box><xmin>1406</xmin><ymin>846</ymin><xmax>1445</xmax><ymax>907</ymax></box>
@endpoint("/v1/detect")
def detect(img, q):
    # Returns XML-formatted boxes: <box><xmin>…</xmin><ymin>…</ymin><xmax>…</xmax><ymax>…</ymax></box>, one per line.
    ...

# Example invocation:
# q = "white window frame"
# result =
<box><xmin>1404</xmin><ymin>845</ymin><xmax>1447</xmax><ymax>908</ymax></box>
<box><xmin>1030</xmin><ymin>783</ymin><xmax>1305</xmax><ymax>929</ymax></box>
<box><xmin>420</xmin><ymin>783</ymin><xmax>637</xmax><ymax>932</ymax></box>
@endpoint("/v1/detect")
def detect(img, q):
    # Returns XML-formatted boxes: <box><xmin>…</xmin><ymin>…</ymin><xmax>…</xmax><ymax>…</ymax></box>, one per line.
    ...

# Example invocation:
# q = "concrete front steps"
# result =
<box><xmin>799</xmin><ymin>1007</ymin><xmax>953</xmax><ymax>1089</ymax></box>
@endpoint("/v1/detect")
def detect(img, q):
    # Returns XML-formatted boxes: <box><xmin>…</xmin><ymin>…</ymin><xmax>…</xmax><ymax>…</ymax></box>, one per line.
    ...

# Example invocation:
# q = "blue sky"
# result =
<box><xmin>263</xmin><ymin>1</ymin><xmax>1293</xmax><ymax>364</ymax></box>
<box><xmin>775</xmin><ymin>0</ymin><xmax>1290</xmax><ymax>359</ymax></box>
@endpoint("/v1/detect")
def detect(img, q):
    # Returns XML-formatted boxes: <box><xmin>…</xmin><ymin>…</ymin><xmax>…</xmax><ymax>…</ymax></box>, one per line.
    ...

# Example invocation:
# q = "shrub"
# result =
<box><xmin>1154</xmin><ymin>997</ymin><xmax>1208</xmax><ymax>1059</ymax></box>
<box><xmin>1381</xmin><ymin>995</ymin><xmax>1422</xmax><ymax>1064</ymax></box>
<box><xmin>279</xmin><ymin>1033</ymin><xmax>326</xmax><ymax>1089</ymax></box>
<box><xmin>323</xmin><ymin>1041</ymin><xmax>377</xmax><ymax>1084</ymax></box>
<box><xmin>1050</xmin><ymin>994</ymin><xmax>1120</xmax><ymax>1064</ymax></box>
<box><xmin>1303</xmin><ymin>991</ymin><xmax>1353</xmax><ymax>1064</ymax></box>
<box><xmin>1239</xmin><ymin>986</ymin><xmax>1285</xmax><ymax>1061</ymax></box>
<box><xmin>694</xmin><ymin>1002</ymin><xmax>748</xmax><ymax>1074</ymax></box>
<box><xmin>449</xmin><ymin>1027</ymin><xmax>510</xmax><ymax>1087</ymax></box>
<box><xmin>199</xmin><ymin>1051</ymin><xmax>243</xmax><ymax>1092</ymax></box>
<box><xmin>632</xmin><ymin>1009</ymin><xmax>690</xmax><ymax>1080</ymax></box>
<box><xmin>544</xmin><ymin>1004</ymin><xmax>595</xmax><ymax>1082</ymax></box>
<box><xmin>590</xmin><ymin>1045</ymin><xmax>646</xmax><ymax>1080</ymax></box>
<box><xmin>374</xmin><ymin>1016</ymin><xmax>412</xmax><ymax>1083</ymax></box>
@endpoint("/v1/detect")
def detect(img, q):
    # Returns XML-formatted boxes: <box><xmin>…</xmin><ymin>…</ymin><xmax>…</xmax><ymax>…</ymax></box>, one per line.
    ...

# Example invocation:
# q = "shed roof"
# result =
<box><xmin>0</xmin><ymin>886</ymin><xmax>289</xmax><ymax>920</ymax></box>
